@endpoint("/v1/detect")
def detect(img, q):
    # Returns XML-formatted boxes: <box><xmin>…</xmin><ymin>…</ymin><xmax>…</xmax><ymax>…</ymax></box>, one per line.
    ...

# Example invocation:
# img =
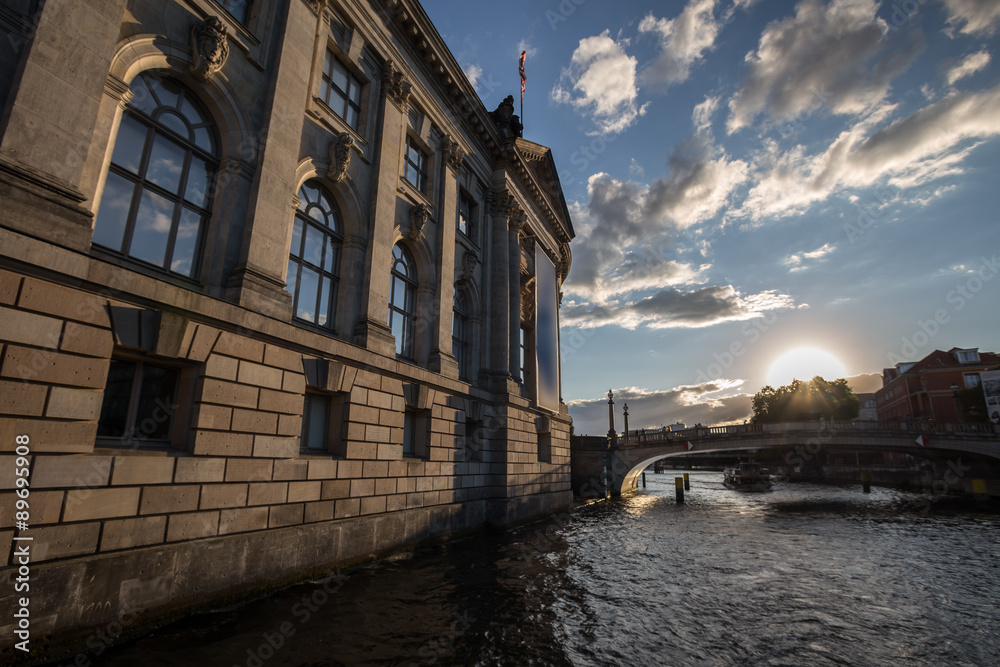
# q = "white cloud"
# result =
<box><xmin>639</xmin><ymin>0</ymin><xmax>720</xmax><ymax>89</ymax></box>
<box><xmin>783</xmin><ymin>243</ymin><xmax>836</xmax><ymax>272</ymax></box>
<box><xmin>726</xmin><ymin>0</ymin><xmax>922</xmax><ymax>134</ymax></box>
<box><xmin>735</xmin><ymin>81</ymin><xmax>1000</xmax><ymax>221</ymax></box>
<box><xmin>551</xmin><ymin>31</ymin><xmax>648</xmax><ymax>134</ymax></box>
<box><xmin>692</xmin><ymin>95</ymin><xmax>720</xmax><ymax>132</ymax></box>
<box><xmin>942</xmin><ymin>0</ymin><xmax>1000</xmax><ymax>35</ymax></box>
<box><xmin>463</xmin><ymin>63</ymin><xmax>482</xmax><ymax>89</ymax></box>
<box><xmin>946</xmin><ymin>50</ymin><xmax>991</xmax><ymax>85</ymax></box>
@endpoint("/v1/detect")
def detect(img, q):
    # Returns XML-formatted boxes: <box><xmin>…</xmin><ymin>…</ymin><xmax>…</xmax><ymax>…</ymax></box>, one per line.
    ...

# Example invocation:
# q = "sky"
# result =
<box><xmin>421</xmin><ymin>0</ymin><xmax>1000</xmax><ymax>435</ymax></box>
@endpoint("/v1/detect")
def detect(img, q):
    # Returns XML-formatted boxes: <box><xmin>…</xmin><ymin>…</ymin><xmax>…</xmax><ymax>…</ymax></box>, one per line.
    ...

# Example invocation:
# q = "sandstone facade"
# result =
<box><xmin>0</xmin><ymin>0</ymin><xmax>574</xmax><ymax>652</ymax></box>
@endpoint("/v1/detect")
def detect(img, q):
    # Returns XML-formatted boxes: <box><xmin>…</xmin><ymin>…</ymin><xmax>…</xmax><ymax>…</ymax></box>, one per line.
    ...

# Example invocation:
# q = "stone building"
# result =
<box><xmin>0</xmin><ymin>0</ymin><xmax>574</xmax><ymax>651</ymax></box>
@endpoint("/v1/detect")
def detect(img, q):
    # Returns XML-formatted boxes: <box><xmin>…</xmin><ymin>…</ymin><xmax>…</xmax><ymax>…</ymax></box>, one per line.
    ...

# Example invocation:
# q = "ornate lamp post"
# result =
<box><xmin>622</xmin><ymin>403</ymin><xmax>629</xmax><ymax>444</ymax></box>
<box><xmin>607</xmin><ymin>390</ymin><xmax>616</xmax><ymax>442</ymax></box>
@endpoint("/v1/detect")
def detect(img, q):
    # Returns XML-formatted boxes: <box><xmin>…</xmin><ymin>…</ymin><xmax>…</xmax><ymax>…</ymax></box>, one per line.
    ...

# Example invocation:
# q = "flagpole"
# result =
<box><xmin>519</xmin><ymin>50</ymin><xmax>526</xmax><ymax>135</ymax></box>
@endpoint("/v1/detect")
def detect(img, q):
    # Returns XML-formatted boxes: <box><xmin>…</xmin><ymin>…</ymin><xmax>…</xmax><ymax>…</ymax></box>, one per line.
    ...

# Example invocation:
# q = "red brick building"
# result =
<box><xmin>876</xmin><ymin>348</ymin><xmax>999</xmax><ymax>422</ymax></box>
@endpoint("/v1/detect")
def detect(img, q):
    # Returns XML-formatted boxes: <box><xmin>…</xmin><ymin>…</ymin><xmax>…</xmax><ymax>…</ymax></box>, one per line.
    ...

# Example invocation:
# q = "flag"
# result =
<box><xmin>519</xmin><ymin>50</ymin><xmax>526</xmax><ymax>98</ymax></box>
<box><xmin>685</xmin><ymin>441</ymin><xmax>694</xmax><ymax>451</ymax></box>
<box><xmin>915</xmin><ymin>435</ymin><xmax>927</xmax><ymax>447</ymax></box>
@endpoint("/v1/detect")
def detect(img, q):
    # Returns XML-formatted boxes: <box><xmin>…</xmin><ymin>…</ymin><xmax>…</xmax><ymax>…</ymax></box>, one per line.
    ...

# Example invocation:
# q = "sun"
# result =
<box><xmin>767</xmin><ymin>347</ymin><xmax>847</xmax><ymax>387</ymax></box>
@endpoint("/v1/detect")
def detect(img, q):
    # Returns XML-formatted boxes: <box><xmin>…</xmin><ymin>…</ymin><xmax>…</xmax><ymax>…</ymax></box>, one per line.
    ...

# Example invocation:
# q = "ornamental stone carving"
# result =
<box><xmin>328</xmin><ymin>132</ymin><xmax>354</xmax><ymax>183</ymax></box>
<box><xmin>383</xmin><ymin>60</ymin><xmax>412</xmax><ymax>109</ymax></box>
<box><xmin>509</xmin><ymin>205</ymin><xmax>527</xmax><ymax>232</ymax></box>
<box><xmin>408</xmin><ymin>203</ymin><xmax>431</xmax><ymax>240</ymax></box>
<box><xmin>489</xmin><ymin>95</ymin><xmax>523</xmax><ymax>141</ymax></box>
<box><xmin>487</xmin><ymin>189</ymin><xmax>513</xmax><ymax>217</ymax></box>
<box><xmin>190</xmin><ymin>16</ymin><xmax>229</xmax><ymax>81</ymax></box>
<box><xmin>442</xmin><ymin>135</ymin><xmax>465</xmax><ymax>171</ymax></box>
<box><xmin>460</xmin><ymin>249</ymin><xmax>478</xmax><ymax>283</ymax></box>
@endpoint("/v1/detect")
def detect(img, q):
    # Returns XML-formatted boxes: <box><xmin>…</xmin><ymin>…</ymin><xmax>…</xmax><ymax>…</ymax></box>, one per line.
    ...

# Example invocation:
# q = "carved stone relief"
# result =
<box><xmin>328</xmin><ymin>132</ymin><xmax>354</xmax><ymax>183</ymax></box>
<box><xmin>383</xmin><ymin>60</ymin><xmax>412</xmax><ymax>109</ymax></box>
<box><xmin>407</xmin><ymin>203</ymin><xmax>431</xmax><ymax>240</ymax></box>
<box><xmin>190</xmin><ymin>16</ymin><xmax>229</xmax><ymax>81</ymax></box>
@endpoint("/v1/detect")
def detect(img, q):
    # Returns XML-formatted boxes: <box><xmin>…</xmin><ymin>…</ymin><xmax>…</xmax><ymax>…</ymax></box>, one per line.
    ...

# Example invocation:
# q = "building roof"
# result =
<box><xmin>884</xmin><ymin>348</ymin><xmax>1000</xmax><ymax>383</ymax></box>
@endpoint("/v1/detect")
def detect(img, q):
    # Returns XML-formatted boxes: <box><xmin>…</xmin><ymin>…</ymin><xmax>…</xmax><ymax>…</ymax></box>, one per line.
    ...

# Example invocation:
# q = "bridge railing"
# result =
<box><xmin>620</xmin><ymin>420</ymin><xmax>1000</xmax><ymax>445</ymax></box>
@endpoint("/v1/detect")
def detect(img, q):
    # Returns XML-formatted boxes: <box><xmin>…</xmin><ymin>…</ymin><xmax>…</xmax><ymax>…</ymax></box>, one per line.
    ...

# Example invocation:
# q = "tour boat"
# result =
<box><xmin>723</xmin><ymin>461</ymin><xmax>773</xmax><ymax>491</ymax></box>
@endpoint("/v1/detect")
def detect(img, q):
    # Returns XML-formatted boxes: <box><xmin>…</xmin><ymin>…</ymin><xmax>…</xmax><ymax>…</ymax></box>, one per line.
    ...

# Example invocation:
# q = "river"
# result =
<box><xmin>48</xmin><ymin>471</ymin><xmax>1000</xmax><ymax>666</ymax></box>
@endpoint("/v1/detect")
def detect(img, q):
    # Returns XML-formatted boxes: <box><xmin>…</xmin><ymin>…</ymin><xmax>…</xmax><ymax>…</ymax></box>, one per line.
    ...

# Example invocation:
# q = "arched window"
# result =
<box><xmin>452</xmin><ymin>288</ymin><xmax>469</xmax><ymax>380</ymax></box>
<box><xmin>93</xmin><ymin>72</ymin><xmax>218</xmax><ymax>278</ymax></box>
<box><xmin>286</xmin><ymin>181</ymin><xmax>342</xmax><ymax>329</ymax></box>
<box><xmin>388</xmin><ymin>243</ymin><xmax>416</xmax><ymax>358</ymax></box>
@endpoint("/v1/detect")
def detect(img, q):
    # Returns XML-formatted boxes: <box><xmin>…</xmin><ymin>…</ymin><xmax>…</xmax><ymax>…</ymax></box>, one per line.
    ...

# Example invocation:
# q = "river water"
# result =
<box><xmin>55</xmin><ymin>471</ymin><xmax>1000</xmax><ymax>666</ymax></box>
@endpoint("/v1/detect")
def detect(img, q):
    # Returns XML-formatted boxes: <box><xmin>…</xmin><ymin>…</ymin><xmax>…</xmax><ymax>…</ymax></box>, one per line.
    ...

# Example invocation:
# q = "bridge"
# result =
<box><xmin>571</xmin><ymin>420</ymin><xmax>1000</xmax><ymax>497</ymax></box>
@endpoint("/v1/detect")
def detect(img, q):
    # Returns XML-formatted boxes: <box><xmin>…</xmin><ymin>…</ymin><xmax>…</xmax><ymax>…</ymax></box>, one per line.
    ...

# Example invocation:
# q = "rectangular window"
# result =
<box><xmin>302</xmin><ymin>393</ymin><xmax>331</xmax><ymax>451</ymax></box>
<box><xmin>97</xmin><ymin>359</ymin><xmax>179</xmax><ymax>448</ymax></box>
<box><xmin>956</xmin><ymin>350</ymin><xmax>980</xmax><ymax>363</ymax></box>
<box><xmin>964</xmin><ymin>374</ymin><xmax>981</xmax><ymax>389</ymax></box>
<box><xmin>458</xmin><ymin>194</ymin><xmax>475</xmax><ymax>238</ymax></box>
<box><xmin>464</xmin><ymin>417</ymin><xmax>482</xmax><ymax>462</ymax></box>
<box><xmin>403</xmin><ymin>408</ymin><xmax>429</xmax><ymax>458</ymax></box>
<box><xmin>218</xmin><ymin>0</ymin><xmax>251</xmax><ymax>23</ymax></box>
<box><xmin>320</xmin><ymin>50</ymin><xmax>362</xmax><ymax>129</ymax></box>
<box><xmin>404</xmin><ymin>138</ymin><xmax>427</xmax><ymax>192</ymax></box>
<box><xmin>538</xmin><ymin>431</ymin><xmax>552</xmax><ymax>464</ymax></box>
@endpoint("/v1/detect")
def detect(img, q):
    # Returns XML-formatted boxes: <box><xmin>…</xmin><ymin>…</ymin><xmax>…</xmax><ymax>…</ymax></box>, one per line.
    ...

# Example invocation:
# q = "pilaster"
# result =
<box><xmin>487</xmin><ymin>188</ymin><xmax>512</xmax><ymax>389</ymax></box>
<box><xmin>0</xmin><ymin>0</ymin><xmax>129</xmax><ymax>252</ymax></box>
<box><xmin>508</xmin><ymin>205</ymin><xmax>526</xmax><ymax>383</ymax></box>
<box><xmin>429</xmin><ymin>135</ymin><xmax>464</xmax><ymax>377</ymax></box>
<box><xmin>352</xmin><ymin>60</ymin><xmax>410</xmax><ymax>357</ymax></box>
<box><xmin>227</xmin><ymin>0</ymin><xmax>317</xmax><ymax>319</ymax></box>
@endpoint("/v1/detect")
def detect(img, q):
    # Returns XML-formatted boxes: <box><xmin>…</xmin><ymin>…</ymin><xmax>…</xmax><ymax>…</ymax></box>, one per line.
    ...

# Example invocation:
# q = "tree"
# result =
<box><xmin>751</xmin><ymin>376</ymin><xmax>860</xmax><ymax>424</ymax></box>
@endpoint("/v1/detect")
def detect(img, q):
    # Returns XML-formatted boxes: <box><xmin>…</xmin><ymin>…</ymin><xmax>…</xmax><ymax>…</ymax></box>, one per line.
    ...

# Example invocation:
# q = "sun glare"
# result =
<box><xmin>767</xmin><ymin>347</ymin><xmax>847</xmax><ymax>387</ymax></box>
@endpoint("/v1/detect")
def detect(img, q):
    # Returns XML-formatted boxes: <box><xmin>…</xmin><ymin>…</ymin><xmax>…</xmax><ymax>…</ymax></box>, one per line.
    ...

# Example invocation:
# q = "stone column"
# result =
<box><xmin>508</xmin><ymin>206</ymin><xmax>526</xmax><ymax>383</ymax></box>
<box><xmin>429</xmin><ymin>136</ymin><xmax>464</xmax><ymax>377</ymax></box>
<box><xmin>226</xmin><ymin>0</ymin><xmax>318</xmax><ymax>319</ymax></box>
<box><xmin>487</xmin><ymin>188</ymin><xmax>513</xmax><ymax>383</ymax></box>
<box><xmin>0</xmin><ymin>0</ymin><xmax>129</xmax><ymax>252</ymax></box>
<box><xmin>352</xmin><ymin>60</ymin><xmax>411</xmax><ymax>357</ymax></box>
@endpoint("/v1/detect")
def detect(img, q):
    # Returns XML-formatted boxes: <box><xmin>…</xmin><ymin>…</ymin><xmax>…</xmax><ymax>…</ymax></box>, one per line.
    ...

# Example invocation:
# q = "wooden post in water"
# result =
<box><xmin>675</xmin><ymin>477</ymin><xmax>684</xmax><ymax>503</ymax></box>
<box><xmin>683</xmin><ymin>473</ymin><xmax>690</xmax><ymax>491</ymax></box>
<box><xmin>861</xmin><ymin>472</ymin><xmax>871</xmax><ymax>494</ymax></box>
<box><xmin>642</xmin><ymin>472</ymin><xmax>646</xmax><ymax>488</ymax></box>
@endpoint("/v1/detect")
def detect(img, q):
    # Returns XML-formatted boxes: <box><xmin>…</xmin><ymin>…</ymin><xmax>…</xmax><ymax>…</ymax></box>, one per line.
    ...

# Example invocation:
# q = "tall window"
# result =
<box><xmin>97</xmin><ymin>359</ymin><xmax>178</xmax><ymax>448</ymax></box>
<box><xmin>320</xmin><ymin>50</ymin><xmax>362</xmax><ymax>129</ymax></box>
<box><xmin>93</xmin><ymin>73</ymin><xmax>218</xmax><ymax>278</ymax></box>
<box><xmin>453</xmin><ymin>288</ymin><xmax>469</xmax><ymax>380</ymax></box>
<box><xmin>458</xmin><ymin>193</ymin><xmax>476</xmax><ymax>238</ymax></box>
<box><xmin>404</xmin><ymin>137</ymin><xmax>427</xmax><ymax>192</ymax></box>
<box><xmin>218</xmin><ymin>0</ymin><xmax>251</xmax><ymax>23</ymax></box>
<box><xmin>287</xmin><ymin>181</ymin><xmax>341</xmax><ymax>329</ymax></box>
<box><xmin>389</xmin><ymin>243</ymin><xmax>417</xmax><ymax>358</ymax></box>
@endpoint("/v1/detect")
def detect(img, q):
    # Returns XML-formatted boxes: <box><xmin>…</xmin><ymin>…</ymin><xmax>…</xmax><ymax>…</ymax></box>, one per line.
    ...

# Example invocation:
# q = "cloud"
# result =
<box><xmin>552</xmin><ymin>31</ymin><xmax>649</xmax><ymax>134</ymax></box>
<box><xmin>567</xmin><ymin>382</ymin><xmax>753</xmax><ymax>434</ymax></box>
<box><xmin>562</xmin><ymin>285</ymin><xmax>796</xmax><ymax>330</ymax></box>
<box><xmin>463</xmin><ymin>63</ymin><xmax>482</xmax><ymax>89</ymax></box>
<box><xmin>946</xmin><ymin>50</ymin><xmax>991</xmax><ymax>85</ymax></box>
<box><xmin>563</xmin><ymin>135</ymin><xmax>748</xmax><ymax>305</ymax></box>
<box><xmin>639</xmin><ymin>0</ymin><xmax>720</xmax><ymax>89</ymax></box>
<box><xmin>726</xmin><ymin>0</ymin><xmax>923</xmax><ymax>134</ymax></box>
<box><xmin>735</xmin><ymin>81</ymin><xmax>1000</xmax><ymax>220</ymax></box>
<box><xmin>692</xmin><ymin>95</ymin><xmax>720</xmax><ymax>132</ymax></box>
<box><xmin>783</xmin><ymin>243</ymin><xmax>836</xmax><ymax>271</ymax></box>
<box><xmin>942</xmin><ymin>0</ymin><xmax>1000</xmax><ymax>35</ymax></box>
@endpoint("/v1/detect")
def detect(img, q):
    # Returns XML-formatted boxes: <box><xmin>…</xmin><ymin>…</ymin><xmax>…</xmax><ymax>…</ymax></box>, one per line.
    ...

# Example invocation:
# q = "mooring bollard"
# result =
<box><xmin>675</xmin><ymin>477</ymin><xmax>684</xmax><ymax>503</ymax></box>
<box><xmin>683</xmin><ymin>472</ymin><xmax>690</xmax><ymax>491</ymax></box>
<box><xmin>861</xmin><ymin>472</ymin><xmax>871</xmax><ymax>494</ymax></box>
